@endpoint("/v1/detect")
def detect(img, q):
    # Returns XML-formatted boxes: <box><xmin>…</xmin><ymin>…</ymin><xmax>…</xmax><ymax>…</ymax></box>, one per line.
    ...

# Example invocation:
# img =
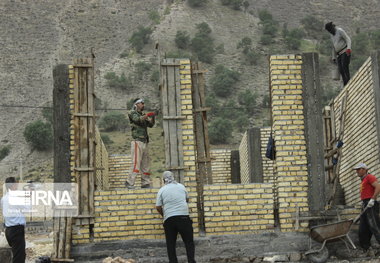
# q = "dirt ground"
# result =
<box><xmin>25</xmin><ymin>232</ymin><xmax>53</xmax><ymax>263</ymax></box>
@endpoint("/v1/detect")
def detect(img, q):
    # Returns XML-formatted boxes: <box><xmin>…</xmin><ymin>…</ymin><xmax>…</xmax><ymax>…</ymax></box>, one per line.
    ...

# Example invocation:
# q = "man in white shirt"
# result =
<box><xmin>325</xmin><ymin>22</ymin><xmax>352</xmax><ymax>86</ymax></box>
<box><xmin>1</xmin><ymin>177</ymin><xmax>27</xmax><ymax>263</ymax></box>
<box><xmin>156</xmin><ymin>171</ymin><xmax>196</xmax><ymax>263</ymax></box>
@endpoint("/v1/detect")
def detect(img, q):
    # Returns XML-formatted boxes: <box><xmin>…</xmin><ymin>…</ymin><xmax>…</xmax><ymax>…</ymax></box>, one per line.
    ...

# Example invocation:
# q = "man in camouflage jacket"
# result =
<box><xmin>126</xmin><ymin>98</ymin><xmax>155</xmax><ymax>188</ymax></box>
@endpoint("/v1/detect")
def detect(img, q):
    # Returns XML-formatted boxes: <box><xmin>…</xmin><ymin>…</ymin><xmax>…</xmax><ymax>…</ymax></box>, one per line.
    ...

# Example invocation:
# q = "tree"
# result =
<box><xmin>0</xmin><ymin>145</ymin><xmax>11</xmax><ymax>161</ymax></box>
<box><xmin>191</xmin><ymin>22</ymin><xmax>215</xmax><ymax>63</ymax></box>
<box><xmin>175</xmin><ymin>30</ymin><xmax>191</xmax><ymax>49</ymax></box>
<box><xmin>98</xmin><ymin>111</ymin><xmax>128</xmax><ymax>132</ymax></box>
<box><xmin>208</xmin><ymin>118</ymin><xmax>233</xmax><ymax>144</ymax></box>
<box><xmin>104</xmin><ymin>72</ymin><xmax>133</xmax><ymax>90</ymax></box>
<box><xmin>238</xmin><ymin>89</ymin><xmax>258</xmax><ymax>114</ymax></box>
<box><xmin>284</xmin><ymin>28</ymin><xmax>305</xmax><ymax>50</ymax></box>
<box><xmin>237</xmin><ymin>37</ymin><xmax>259</xmax><ymax>65</ymax></box>
<box><xmin>300</xmin><ymin>15</ymin><xmax>323</xmax><ymax>38</ymax></box>
<box><xmin>210</xmin><ymin>65</ymin><xmax>240</xmax><ymax>97</ymax></box>
<box><xmin>258</xmin><ymin>9</ymin><xmax>278</xmax><ymax>45</ymax></box>
<box><xmin>129</xmin><ymin>26</ymin><xmax>152</xmax><ymax>53</ymax></box>
<box><xmin>24</xmin><ymin>120</ymin><xmax>53</xmax><ymax>151</ymax></box>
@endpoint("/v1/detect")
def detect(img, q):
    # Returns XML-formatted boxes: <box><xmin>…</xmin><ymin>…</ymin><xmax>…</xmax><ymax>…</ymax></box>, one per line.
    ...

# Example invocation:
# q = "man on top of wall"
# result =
<box><xmin>354</xmin><ymin>163</ymin><xmax>380</xmax><ymax>251</ymax></box>
<box><xmin>125</xmin><ymin>98</ymin><xmax>156</xmax><ymax>189</ymax></box>
<box><xmin>325</xmin><ymin>21</ymin><xmax>352</xmax><ymax>86</ymax></box>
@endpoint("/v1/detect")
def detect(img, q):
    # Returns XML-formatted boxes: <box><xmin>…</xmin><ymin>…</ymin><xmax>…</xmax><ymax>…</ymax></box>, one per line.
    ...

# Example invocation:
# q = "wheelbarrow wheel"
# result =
<box><xmin>306</xmin><ymin>246</ymin><xmax>329</xmax><ymax>263</ymax></box>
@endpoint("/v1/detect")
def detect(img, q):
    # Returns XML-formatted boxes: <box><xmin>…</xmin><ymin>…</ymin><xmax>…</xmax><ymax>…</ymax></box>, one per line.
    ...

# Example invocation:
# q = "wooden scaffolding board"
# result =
<box><xmin>160</xmin><ymin>58</ymin><xmax>185</xmax><ymax>182</ymax></box>
<box><xmin>191</xmin><ymin>62</ymin><xmax>212</xmax><ymax>234</ymax></box>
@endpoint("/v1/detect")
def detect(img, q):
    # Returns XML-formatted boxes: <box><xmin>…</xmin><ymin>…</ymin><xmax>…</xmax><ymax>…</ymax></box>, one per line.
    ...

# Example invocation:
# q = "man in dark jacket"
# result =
<box><xmin>126</xmin><ymin>98</ymin><xmax>155</xmax><ymax>189</ymax></box>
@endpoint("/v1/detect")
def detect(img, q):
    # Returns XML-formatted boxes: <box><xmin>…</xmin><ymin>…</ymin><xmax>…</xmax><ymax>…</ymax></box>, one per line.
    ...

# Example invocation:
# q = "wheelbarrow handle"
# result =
<box><xmin>353</xmin><ymin>206</ymin><xmax>369</xmax><ymax>224</ymax></box>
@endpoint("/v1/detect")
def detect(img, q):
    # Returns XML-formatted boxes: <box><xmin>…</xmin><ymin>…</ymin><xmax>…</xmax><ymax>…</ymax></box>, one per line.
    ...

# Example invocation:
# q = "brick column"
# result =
<box><xmin>270</xmin><ymin>55</ymin><xmax>309</xmax><ymax>231</ymax></box>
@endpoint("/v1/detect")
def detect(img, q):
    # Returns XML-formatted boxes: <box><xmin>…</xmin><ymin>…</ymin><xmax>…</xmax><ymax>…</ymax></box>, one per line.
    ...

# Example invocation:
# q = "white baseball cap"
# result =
<box><xmin>353</xmin><ymin>163</ymin><xmax>368</xmax><ymax>170</ymax></box>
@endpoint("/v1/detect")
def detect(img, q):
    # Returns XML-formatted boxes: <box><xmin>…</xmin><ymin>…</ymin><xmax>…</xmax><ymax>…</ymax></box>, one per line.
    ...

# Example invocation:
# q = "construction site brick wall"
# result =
<box><xmin>239</xmin><ymin>132</ymin><xmax>250</xmax><ymax>184</ymax></box>
<box><xmin>203</xmin><ymin>183</ymin><xmax>275</xmax><ymax>234</ymax></box>
<box><xmin>261</xmin><ymin>127</ymin><xmax>275</xmax><ymax>184</ymax></box>
<box><xmin>71</xmin><ymin>59</ymin><xmax>200</xmax><ymax>244</ymax></box>
<box><xmin>270</xmin><ymin>54</ymin><xmax>309</xmax><ymax>232</ymax></box>
<box><xmin>210</xmin><ymin>149</ymin><xmax>232</xmax><ymax>184</ymax></box>
<box><xmin>239</xmin><ymin>128</ymin><xmax>275</xmax><ymax>184</ymax></box>
<box><xmin>332</xmin><ymin>56</ymin><xmax>380</xmax><ymax>207</ymax></box>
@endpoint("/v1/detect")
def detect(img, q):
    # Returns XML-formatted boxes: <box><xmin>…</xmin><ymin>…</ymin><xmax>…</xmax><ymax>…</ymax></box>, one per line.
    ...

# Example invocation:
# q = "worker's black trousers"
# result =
<box><xmin>359</xmin><ymin>199</ymin><xmax>380</xmax><ymax>250</ymax></box>
<box><xmin>163</xmin><ymin>215</ymin><xmax>196</xmax><ymax>263</ymax></box>
<box><xmin>337</xmin><ymin>52</ymin><xmax>351</xmax><ymax>86</ymax></box>
<box><xmin>5</xmin><ymin>225</ymin><xmax>26</xmax><ymax>263</ymax></box>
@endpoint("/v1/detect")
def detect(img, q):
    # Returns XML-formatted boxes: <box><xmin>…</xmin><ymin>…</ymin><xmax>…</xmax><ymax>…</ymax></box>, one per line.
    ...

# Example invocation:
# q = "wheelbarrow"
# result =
<box><xmin>305</xmin><ymin>207</ymin><xmax>368</xmax><ymax>263</ymax></box>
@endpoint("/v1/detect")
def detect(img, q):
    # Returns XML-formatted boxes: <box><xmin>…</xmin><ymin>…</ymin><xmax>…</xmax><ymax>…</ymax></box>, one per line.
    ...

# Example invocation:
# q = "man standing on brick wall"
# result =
<box><xmin>354</xmin><ymin>163</ymin><xmax>380</xmax><ymax>251</ymax></box>
<box><xmin>156</xmin><ymin>171</ymin><xmax>196</xmax><ymax>263</ymax></box>
<box><xmin>325</xmin><ymin>22</ymin><xmax>352</xmax><ymax>86</ymax></box>
<box><xmin>125</xmin><ymin>98</ymin><xmax>156</xmax><ymax>189</ymax></box>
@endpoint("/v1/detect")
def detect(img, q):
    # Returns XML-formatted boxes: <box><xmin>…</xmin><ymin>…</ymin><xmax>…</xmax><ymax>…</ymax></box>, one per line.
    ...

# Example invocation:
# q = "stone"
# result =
<box><xmin>289</xmin><ymin>252</ymin><xmax>302</xmax><ymax>262</ymax></box>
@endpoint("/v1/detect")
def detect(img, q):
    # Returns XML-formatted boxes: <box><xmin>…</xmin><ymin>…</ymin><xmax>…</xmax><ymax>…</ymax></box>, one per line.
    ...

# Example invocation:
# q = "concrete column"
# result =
<box><xmin>301</xmin><ymin>53</ymin><xmax>326</xmax><ymax>213</ymax></box>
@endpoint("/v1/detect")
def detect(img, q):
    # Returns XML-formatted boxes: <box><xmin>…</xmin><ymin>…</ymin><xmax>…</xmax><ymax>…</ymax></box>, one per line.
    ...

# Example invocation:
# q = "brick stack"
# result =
<box><xmin>270</xmin><ymin>55</ymin><xmax>309</xmax><ymax>231</ymax></box>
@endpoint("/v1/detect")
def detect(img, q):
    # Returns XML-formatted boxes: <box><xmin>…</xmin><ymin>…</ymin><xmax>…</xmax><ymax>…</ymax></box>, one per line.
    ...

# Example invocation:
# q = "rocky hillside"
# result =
<box><xmin>0</xmin><ymin>0</ymin><xmax>379</xmax><ymax>179</ymax></box>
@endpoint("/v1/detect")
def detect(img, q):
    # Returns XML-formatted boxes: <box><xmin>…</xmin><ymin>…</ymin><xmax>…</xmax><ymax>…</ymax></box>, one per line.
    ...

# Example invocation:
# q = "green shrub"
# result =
<box><xmin>129</xmin><ymin>26</ymin><xmax>152</xmax><ymax>53</ymax></box>
<box><xmin>208</xmin><ymin>118</ymin><xmax>233</xmax><ymax>144</ymax></box>
<box><xmin>238</xmin><ymin>89</ymin><xmax>258</xmax><ymax>114</ymax></box>
<box><xmin>300</xmin><ymin>15</ymin><xmax>323</xmax><ymax>38</ymax></box>
<box><xmin>191</xmin><ymin>22</ymin><xmax>215</xmax><ymax>63</ymax></box>
<box><xmin>0</xmin><ymin>145</ymin><xmax>11</xmax><ymax>161</ymax></box>
<box><xmin>237</xmin><ymin>37</ymin><xmax>259</xmax><ymax>65</ymax></box>
<box><xmin>234</xmin><ymin>115</ymin><xmax>250</xmax><ymax>132</ymax></box>
<box><xmin>98</xmin><ymin>111</ymin><xmax>128</xmax><ymax>132</ymax></box>
<box><xmin>175</xmin><ymin>30</ymin><xmax>191</xmax><ymax>49</ymax></box>
<box><xmin>148</xmin><ymin>10</ymin><xmax>160</xmax><ymax>24</ymax></box>
<box><xmin>104</xmin><ymin>72</ymin><xmax>133</xmax><ymax>90</ymax></box>
<box><xmin>284</xmin><ymin>28</ymin><xmax>305</xmax><ymax>50</ymax></box>
<box><xmin>258</xmin><ymin>9</ymin><xmax>278</xmax><ymax>45</ymax></box>
<box><xmin>262</xmin><ymin>94</ymin><xmax>270</xmax><ymax>108</ymax></box>
<box><xmin>24</xmin><ymin>120</ymin><xmax>53</xmax><ymax>151</ymax></box>
<box><xmin>210</xmin><ymin>65</ymin><xmax>240</xmax><ymax>97</ymax></box>
<box><xmin>221</xmin><ymin>0</ymin><xmax>243</xmax><ymax>10</ymax></box>
<box><xmin>135</xmin><ymin>62</ymin><xmax>152</xmax><ymax>80</ymax></box>
<box><xmin>101</xmin><ymin>134</ymin><xmax>114</xmax><ymax>145</ymax></box>
<box><xmin>42</xmin><ymin>106</ymin><xmax>53</xmax><ymax>124</ymax></box>
<box><xmin>205</xmin><ymin>94</ymin><xmax>220</xmax><ymax>117</ymax></box>
<box><xmin>188</xmin><ymin>0</ymin><xmax>205</xmax><ymax>8</ymax></box>
<box><xmin>352</xmin><ymin>32</ymin><xmax>370</xmax><ymax>56</ymax></box>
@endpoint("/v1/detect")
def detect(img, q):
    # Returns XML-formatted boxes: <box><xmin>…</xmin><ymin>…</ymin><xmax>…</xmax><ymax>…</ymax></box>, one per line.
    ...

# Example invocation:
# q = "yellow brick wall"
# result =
<box><xmin>332</xmin><ymin>57</ymin><xmax>380</xmax><ymax>207</ymax></box>
<box><xmin>203</xmin><ymin>184</ymin><xmax>275</xmax><ymax>234</ymax></box>
<box><xmin>71</xmin><ymin>59</ymin><xmax>200</xmax><ymax>244</ymax></box>
<box><xmin>261</xmin><ymin>127</ymin><xmax>275</xmax><ymax>184</ymax></box>
<box><xmin>270</xmin><ymin>55</ymin><xmax>309</xmax><ymax>232</ymax></box>
<box><xmin>211</xmin><ymin>149</ymin><xmax>232</xmax><ymax>184</ymax></box>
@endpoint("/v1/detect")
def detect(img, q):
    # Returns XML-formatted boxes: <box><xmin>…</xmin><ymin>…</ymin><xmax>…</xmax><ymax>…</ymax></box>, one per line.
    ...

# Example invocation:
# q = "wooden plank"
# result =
<box><xmin>175</xmin><ymin>59</ymin><xmax>184</xmax><ymax>183</ymax></box>
<box><xmin>193</xmin><ymin>107</ymin><xmax>211</xmax><ymax>112</ymax></box>
<box><xmin>167</xmin><ymin>59</ymin><xmax>180</xmax><ymax>181</ymax></box>
<box><xmin>86</xmin><ymin>58</ymin><xmax>95</xmax><ymax>216</ymax></box>
<box><xmin>161</xmin><ymin>60</ymin><xmax>171</xmax><ymax>172</ymax></box>
<box><xmin>64</xmin><ymin>217</ymin><xmax>73</xmax><ymax>258</ymax></box>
